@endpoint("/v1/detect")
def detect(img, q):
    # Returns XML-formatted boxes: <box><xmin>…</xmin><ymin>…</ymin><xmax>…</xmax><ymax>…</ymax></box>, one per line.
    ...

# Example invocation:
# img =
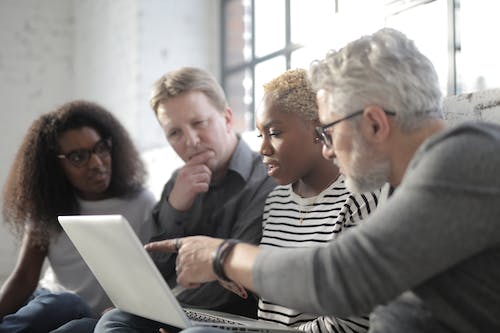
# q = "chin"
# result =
<box><xmin>207</xmin><ymin>159</ymin><xmax>218</xmax><ymax>173</ymax></box>
<box><xmin>93</xmin><ymin>181</ymin><xmax>111</xmax><ymax>196</ymax></box>
<box><xmin>345</xmin><ymin>175</ymin><xmax>387</xmax><ymax>194</ymax></box>
<box><xmin>275</xmin><ymin>178</ymin><xmax>291</xmax><ymax>186</ymax></box>
<box><xmin>344</xmin><ymin>177</ymin><xmax>363</xmax><ymax>194</ymax></box>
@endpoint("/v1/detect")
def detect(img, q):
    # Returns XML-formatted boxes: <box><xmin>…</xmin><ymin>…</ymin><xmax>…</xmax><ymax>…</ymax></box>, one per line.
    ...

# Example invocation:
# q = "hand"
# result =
<box><xmin>218</xmin><ymin>279</ymin><xmax>248</xmax><ymax>299</ymax></box>
<box><xmin>101</xmin><ymin>307</ymin><xmax>114</xmax><ymax>315</ymax></box>
<box><xmin>145</xmin><ymin>236</ymin><xmax>223</xmax><ymax>288</ymax></box>
<box><xmin>168</xmin><ymin>150</ymin><xmax>214</xmax><ymax>211</ymax></box>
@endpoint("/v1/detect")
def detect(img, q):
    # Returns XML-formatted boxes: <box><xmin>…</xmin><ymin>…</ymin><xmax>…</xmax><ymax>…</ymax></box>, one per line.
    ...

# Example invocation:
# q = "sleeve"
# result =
<box><xmin>147</xmin><ymin>172</ymin><xmax>193</xmax><ymax>289</ymax></box>
<box><xmin>342</xmin><ymin>191</ymin><xmax>380</xmax><ymax>228</ymax></box>
<box><xmin>296</xmin><ymin>315</ymin><xmax>369</xmax><ymax>333</ymax></box>
<box><xmin>253</xmin><ymin>130</ymin><xmax>500</xmax><ymax>318</ymax></box>
<box><xmin>148</xmin><ymin>171</ymin><xmax>190</xmax><ymax>241</ymax></box>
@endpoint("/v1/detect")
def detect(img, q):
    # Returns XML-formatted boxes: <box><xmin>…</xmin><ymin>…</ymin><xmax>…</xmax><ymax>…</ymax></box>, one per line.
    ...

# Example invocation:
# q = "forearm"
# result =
<box><xmin>0</xmin><ymin>232</ymin><xmax>47</xmax><ymax>318</ymax></box>
<box><xmin>0</xmin><ymin>274</ymin><xmax>38</xmax><ymax>318</ymax></box>
<box><xmin>223</xmin><ymin>243</ymin><xmax>261</xmax><ymax>292</ymax></box>
<box><xmin>149</xmin><ymin>199</ymin><xmax>190</xmax><ymax>241</ymax></box>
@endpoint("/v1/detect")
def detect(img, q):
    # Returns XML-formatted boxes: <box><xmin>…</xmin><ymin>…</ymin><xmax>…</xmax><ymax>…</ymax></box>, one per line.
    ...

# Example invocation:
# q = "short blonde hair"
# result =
<box><xmin>263</xmin><ymin>68</ymin><xmax>318</xmax><ymax>121</ymax></box>
<box><xmin>150</xmin><ymin>67</ymin><xmax>227</xmax><ymax>114</ymax></box>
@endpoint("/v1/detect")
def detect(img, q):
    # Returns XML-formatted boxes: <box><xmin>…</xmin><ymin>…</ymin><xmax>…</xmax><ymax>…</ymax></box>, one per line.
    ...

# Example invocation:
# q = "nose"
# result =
<box><xmin>259</xmin><ymin>136</ymin><xmax>273</xmax><ymax>157</ymax></box>
<box><xmin>184</xmin><ymin>127</ymin><xmax>200</xmax><ymax>147</ymax></box>
<box><xmin>87</xmin><ymin>152</ymin><xmax>105</xmax><ymax>168</ymax></box>
<box><xmin>322</xmin><ymin>144</ymin><xmax>335</xmax><ymax>160</ymax></box>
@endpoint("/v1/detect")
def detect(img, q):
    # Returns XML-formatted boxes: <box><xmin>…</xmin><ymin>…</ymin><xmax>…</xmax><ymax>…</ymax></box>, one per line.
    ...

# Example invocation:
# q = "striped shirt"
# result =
<box><xmin>258</xmin><ymin>174</ymin><xmax>379</xmax><ymax>333</ymax></box>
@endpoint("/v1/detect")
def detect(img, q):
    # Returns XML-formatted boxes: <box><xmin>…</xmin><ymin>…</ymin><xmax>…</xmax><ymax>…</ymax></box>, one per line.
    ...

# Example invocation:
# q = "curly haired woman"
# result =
<box><xmin>0</xmin><ymin>100</ymin><xmax>156</xmax><ymax>332</ymax></box>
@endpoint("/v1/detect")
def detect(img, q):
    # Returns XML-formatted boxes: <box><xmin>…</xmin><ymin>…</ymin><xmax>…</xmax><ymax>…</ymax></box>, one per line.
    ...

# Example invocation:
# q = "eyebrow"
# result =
<box><xmin>258</xmin><ymin>119</ymin><xmax>286</xmax><ymax>129</ymax></box>
<box><xmin>60</xmin><ymin>144</ymin><xmax>96</xmax><ymax>154</ymax></box>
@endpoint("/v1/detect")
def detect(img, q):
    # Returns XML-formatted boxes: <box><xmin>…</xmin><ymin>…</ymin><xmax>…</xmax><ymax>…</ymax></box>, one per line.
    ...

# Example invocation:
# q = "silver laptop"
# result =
<box><xmin>58</xmin><ymin>214</ymin><xmax>297</xmax><ymax>332</ymax></box>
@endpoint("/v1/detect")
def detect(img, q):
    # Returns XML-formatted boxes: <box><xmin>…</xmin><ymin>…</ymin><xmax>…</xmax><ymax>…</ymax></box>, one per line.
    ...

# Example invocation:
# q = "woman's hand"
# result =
<box><xmin>218</xmin><ymin>279</ymin><xmax>248</xmax><ymax>299</ymax></box>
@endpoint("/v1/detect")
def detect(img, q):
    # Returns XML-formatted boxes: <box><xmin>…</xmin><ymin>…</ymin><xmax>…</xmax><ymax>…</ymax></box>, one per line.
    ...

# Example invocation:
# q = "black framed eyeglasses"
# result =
<box><xmin>57</xmin><ymin>138</ymin><xmax>112</xmax><ymax>168</ymax></box>
<box><xmin>315</xmin><ymin>110</ymin><xmax>396</xmax><ymax>147</ymax></box>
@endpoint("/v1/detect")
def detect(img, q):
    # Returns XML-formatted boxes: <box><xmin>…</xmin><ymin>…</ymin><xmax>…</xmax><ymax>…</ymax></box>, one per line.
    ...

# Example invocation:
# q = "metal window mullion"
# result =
<box><xmin>220</xmin><ymin>0</ymin><xmax>228</xmax><ymax>86</ymax></box>
<box><xmin>447</xmin><ymin>0</ymin><xmax>458</xmax><ymax>95</ymax></box>
<box><xmin>285</xmin><ymin>0</ymin><xmax>291</xmax><ymax>69</ymax></box>
<box><xmin>249</xmin><ymin>0</ymin><xmax>256</xmax><ymax>128</ymax></box>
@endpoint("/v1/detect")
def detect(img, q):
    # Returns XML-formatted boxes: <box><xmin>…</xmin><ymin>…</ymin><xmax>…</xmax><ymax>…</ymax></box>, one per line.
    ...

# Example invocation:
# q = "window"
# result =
<box><xmin>456</xmin><ymin>0</ymin><xmax>500</xmax><ymax>93</ymax></box>
<box><xmin>222</xmin><ymin>0</ymin><xmax>500</xmax><ymax>132</ymax></box>
<box><xmin>385</xmin><ymin>0</ymin><xmax>449</xmax><ymax>94</ymax></box>
<box><xmin>221</xmin><ymin>0</ymin><xmax>335</xmax><ymax>133</ymax></box>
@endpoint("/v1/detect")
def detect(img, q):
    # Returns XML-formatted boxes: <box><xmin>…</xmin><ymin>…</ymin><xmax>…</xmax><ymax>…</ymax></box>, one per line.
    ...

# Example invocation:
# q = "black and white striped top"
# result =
<box><xmin>258</xmin><ymin>174</ymin><xmax>379</xmax><ymax>333</ymax></box>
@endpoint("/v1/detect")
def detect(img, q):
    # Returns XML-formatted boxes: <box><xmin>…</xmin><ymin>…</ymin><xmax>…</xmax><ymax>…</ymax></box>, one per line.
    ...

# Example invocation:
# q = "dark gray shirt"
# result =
<box><xmin>150</xmin><ymin>138</ymin><xmax>275</xmax><ymax>317</ymax></box>
<box><xmin>254</xmin><ymin>122</ymin><xmax>500</xmax><ymax>332</ymax></box>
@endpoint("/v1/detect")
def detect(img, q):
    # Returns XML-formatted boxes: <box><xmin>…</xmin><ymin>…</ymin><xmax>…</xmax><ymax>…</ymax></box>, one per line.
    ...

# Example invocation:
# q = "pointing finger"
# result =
<box><xmin>144</xmin><ymin>238</ymin><xmax>179</xmax><ymax>253</ymax></box>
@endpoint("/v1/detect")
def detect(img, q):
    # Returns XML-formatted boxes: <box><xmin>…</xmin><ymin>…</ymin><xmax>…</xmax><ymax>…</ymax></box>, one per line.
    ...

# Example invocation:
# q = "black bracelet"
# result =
<box><xmin>212</xmin><ymin>239</ymin><xmax>240</xmax><ymax>283</ymax></box>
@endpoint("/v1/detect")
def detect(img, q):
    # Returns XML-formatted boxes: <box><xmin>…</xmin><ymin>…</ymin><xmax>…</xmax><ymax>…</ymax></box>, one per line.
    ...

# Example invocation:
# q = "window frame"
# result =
<box><xmin>220</xmin><ymin>0</ymin><xmax>466</xmax><ymax>132</ymax></box>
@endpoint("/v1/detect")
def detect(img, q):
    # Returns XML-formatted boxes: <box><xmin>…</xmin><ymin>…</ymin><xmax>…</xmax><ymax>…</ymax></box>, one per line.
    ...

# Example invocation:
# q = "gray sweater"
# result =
<box><xmin>254</xmin><ymin>122</ymin><xmax>500</xmax><ymax>333</ymax></box>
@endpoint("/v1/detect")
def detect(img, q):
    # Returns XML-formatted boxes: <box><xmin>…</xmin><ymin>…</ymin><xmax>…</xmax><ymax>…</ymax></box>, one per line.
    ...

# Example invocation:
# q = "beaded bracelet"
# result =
<box><xmin>212</xmin><ymin>239</ymin><xmax>240</xmax><ymax>283</ymax></box>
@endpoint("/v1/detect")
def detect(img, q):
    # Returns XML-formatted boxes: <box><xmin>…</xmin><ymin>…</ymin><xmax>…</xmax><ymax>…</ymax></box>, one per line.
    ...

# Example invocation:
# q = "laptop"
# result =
<box><xmin>58</xmin><ymin>214</ymin><xmax>297</xmax><ymax>332</ymax></box>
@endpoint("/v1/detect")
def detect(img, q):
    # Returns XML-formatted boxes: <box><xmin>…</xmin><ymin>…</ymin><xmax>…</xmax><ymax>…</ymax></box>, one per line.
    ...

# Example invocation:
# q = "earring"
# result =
<box><xmin>314</xmin><ymin>137</ymin><xmax>321</xmax><ymax>143</ymax></box>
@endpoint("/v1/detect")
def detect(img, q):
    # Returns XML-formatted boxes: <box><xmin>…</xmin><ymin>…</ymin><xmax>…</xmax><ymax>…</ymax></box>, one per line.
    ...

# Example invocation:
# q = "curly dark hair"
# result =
<box><xmin>2</xmin><ymin>100</ymin><xmax>147</xmax><ymax>247</ymax></box>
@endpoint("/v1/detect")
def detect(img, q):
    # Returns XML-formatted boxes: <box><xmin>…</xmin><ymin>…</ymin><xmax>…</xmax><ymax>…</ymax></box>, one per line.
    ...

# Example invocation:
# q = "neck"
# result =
<box><xmin>389</xmin><ymin>118</ymin><xmax>446</xmax><ymax>187</ymax></box>
<box><xmin>293</xmin><ymin>158</ymin><xmax>340</xmax><ymax>198</ymax></box>
<box><xmin>77</xmin><ymin>191</ymin><xmax>112</xmax><ymax>201</ymax></box>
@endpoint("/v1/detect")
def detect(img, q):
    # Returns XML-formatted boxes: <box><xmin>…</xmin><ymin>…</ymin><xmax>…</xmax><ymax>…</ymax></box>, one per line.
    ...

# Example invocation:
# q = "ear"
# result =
<box><xmin>360</xmin><ymin>106</ymin><xmax>391</xmax><ymax>143</ymax></box>
<box><xmin>311</xmin><ymin>119</ymin><xmax>322</xmax><ymax>144</ymax></box>
<box><xmin>223</xmin><ymin>107</ymin><xmax>234</xmax><ymax>133</ymax></box>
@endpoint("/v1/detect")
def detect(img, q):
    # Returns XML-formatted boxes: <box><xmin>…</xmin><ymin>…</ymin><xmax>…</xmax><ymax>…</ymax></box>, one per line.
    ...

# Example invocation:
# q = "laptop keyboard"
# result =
<box><xmin>185</xmin><ymin>309</ymin><xmax>243</xmax><ymax>326</ymax></box>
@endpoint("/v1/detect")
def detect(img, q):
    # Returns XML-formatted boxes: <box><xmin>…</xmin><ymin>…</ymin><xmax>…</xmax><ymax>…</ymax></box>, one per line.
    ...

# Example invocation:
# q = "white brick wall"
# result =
<box><xmin>73</xmin><ymin>0</ymin><xmax>142</xmax><ymax>146</ymax></box>
<box><xmin>136</xmin><ymin>0</ymin><xmax>220</xmax><ymax>150</ymax></box>
<box><xmin>0</xmin><ymin>0</ymin><xmax>219</xmax><ymax>284</ymax></box>
<box><xmin>444</xmin><ymin>88</ymin><xmax>500</xmax><ymax>125</ymax></box>
<box><xmin>0</xmin><ymin>0</ymin><xmax>74</xmax><ymax>282</ymax></box>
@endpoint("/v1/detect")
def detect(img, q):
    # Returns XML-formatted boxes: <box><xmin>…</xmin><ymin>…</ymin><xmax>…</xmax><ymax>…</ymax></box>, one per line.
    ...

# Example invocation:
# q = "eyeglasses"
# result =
<box><xmin>57</xmin><ymin>138</ymin><xmax>112</xmax><ymax>168</ymax></box>
<box><xmin>315</xmin><ymin>109</ymin><xmax>396</xmax><ymax>147</ymax></box>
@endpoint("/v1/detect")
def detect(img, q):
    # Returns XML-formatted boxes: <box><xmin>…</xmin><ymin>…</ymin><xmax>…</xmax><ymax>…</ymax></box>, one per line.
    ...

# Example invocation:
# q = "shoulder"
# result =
<box><xmin>265</xmin><ymin>185</ymin><xmax>291</xmax><ymax>203</ymax></box>
<box><xmin>323</xmin><ymin>176</ymin><xmax>380</xmax><ymax>219</ymax></box>
<box><xmin>231</xmin><ymin>139</ymin><xmax>269</xmax><ymax>178</ymax></box>
<box><xmin>133</xmin><ymin>188</ymin><xmax>157</xmax><ymax>204</ymax></box>
<box><xmin>84</xmin><ymin>189</ymin><xmax>156</xmax><ymax>211</ymax></box>
<box><xmin>127</xmin><ymin>188</ymin><xmax>157</xmax><ymax>213</ymax></box>
<box><xmin>237</xmin><ymin>147</ymin><xmax>276</xmax><ymax>194</ymax></box>
<box><xmin>407</xmin><ymin>121</ymin><xmax>500</xmax><ymax>189</ymax></box>
<box><xmin>418</xmin><ymin>121</ymin><xmax>500</xmax><ymax>160</ymax></box>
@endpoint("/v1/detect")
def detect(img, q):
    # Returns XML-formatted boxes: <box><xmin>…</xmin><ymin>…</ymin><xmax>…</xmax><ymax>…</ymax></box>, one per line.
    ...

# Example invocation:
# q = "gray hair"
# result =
<box><xmin>310</xmin><ymin>28</ymin><xmax>443</xmax><ymax>132</ymax></box>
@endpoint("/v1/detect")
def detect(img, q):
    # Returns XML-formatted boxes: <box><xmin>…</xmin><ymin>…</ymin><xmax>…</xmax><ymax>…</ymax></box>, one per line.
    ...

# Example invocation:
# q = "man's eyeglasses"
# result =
<box><xmin>315</xmin><ymin>109</ymin><xmax>396</xmax><ymax>147</ymax></box>
<box><xmin>57</xmin><ymin>138</ymin><xmax>112</xmax><ymax>168</ymax></box>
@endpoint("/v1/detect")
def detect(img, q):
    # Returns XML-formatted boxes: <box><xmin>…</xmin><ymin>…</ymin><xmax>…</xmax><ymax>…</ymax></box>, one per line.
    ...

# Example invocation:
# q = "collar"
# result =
<box><xmin>226</xmin><ymin>136</ymin><xmax>255</xmax><ymax>182</ymax></box>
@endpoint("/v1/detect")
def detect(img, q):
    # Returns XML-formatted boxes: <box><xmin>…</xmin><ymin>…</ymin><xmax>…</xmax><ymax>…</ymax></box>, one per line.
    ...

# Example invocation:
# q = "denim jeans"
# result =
<box><xmin>0</xmin><ymin>288</ymin><xmax>92</xmax><ymax>333</ymax></box>
<box><xmin>94</xmin><ymin>308</ymin><xmax>179</xmax><ymax>333</ymax></box>
<box><xmin>51</xmin><ymin>317</ymin><xmax>98</xmax><ymax>333</ymax></box>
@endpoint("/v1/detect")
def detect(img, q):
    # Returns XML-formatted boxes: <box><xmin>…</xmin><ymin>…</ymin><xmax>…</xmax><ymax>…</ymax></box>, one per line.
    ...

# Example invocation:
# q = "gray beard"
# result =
<box><xmin>337</xmin><ymin>136</ymin><xmax>390</xmax><ymax>194</ymax></box>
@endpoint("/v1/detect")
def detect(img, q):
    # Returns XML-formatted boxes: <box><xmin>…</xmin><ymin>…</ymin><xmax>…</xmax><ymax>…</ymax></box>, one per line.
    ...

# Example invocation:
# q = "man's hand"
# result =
<box><xmin>168</xmin><ymin>150</ymin><xmax>214</xmax><ymax>211</ymax></box>
<box><xmin>145</xmin><ymin>236</ymin><xmax>223</xmax><ymax>288</ymax></box>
